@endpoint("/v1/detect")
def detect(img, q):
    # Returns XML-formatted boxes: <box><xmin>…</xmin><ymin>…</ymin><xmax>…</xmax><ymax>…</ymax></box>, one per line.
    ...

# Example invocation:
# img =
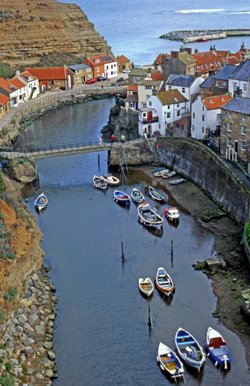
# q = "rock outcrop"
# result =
<box><xmin>0</xmin><ymin>0</ymin><xmax>111</xmax><ymax>67</ymax></box>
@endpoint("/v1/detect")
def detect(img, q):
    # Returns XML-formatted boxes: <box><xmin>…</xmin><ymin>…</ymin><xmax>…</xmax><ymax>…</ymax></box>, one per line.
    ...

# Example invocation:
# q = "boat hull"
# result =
<box><xmin>157</xmin><ymin>342</ymin><xmax>184</xmax><ymax>380</ymax></box>
<box><xmin>138</xmin><ymin>278</ymin><xmax>154</xmax><ymax>297</ymax></box>
<box><xmin>148</xmin><ymin>186</ymin><xmax>165</xmax><ymax>202</ymax></box>
<box><xmin>175</xmin><ymin>328</ymin><xmax>206</xmax><ymax>371</ymax></box>
<box><xmin>205</xmin><ymin>327</ymin><xmax>231</xmax><ymax>370</ymax></box>
<box><xmin>137</xmin><ymin>203</ymin><xmax>163</xmax><ymax>230</ymax></box>
<box><xmin>113</xmin><ymin>190</ymin><xmax>131</xmax><ymax>205</ymax></box>
<box><xmin>155</xmin><ymin>267</ymin><xmax>175</xmax><ymax>296</ymax></box>
<box><xmin>34</xmin><ymin>193</ymin><xmax>48</xmax><ymax>211</ymax></box>
<box><xmin>131</xmin><ymin>188</ymin><xmax>145</xmax><ymax>204</ymax></box>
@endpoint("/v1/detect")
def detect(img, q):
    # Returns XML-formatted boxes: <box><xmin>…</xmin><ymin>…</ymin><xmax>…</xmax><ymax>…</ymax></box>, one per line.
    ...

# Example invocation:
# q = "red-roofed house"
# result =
<box><xmin>16</xmin><ymin>70</ymin><xmax>40</xmax><ymax>99</ymax></box>
<box><xmin>0</xmin><ymin>77</ymin><xmax>20</xmax><ymax>108</ymax></box>
<box><xmin>191</xmin><ymin>94</ymin><xmax>232</xmax><ymax>139</ymax></box>
<box><xmin>153</xmin><ymin>53</ymin><xmax>169</xmax><ymax>72</ymax></box>
<box><xmin>9</xmin><ymin>77</ymin><xmax>26</xmax><ymax>104</ymax></box>
<box><xmin>0</xmin><ymin>93</ymin><xmax>10</xmax><ymax>117</ymax></box>
<box><xmin>84</xmin><ymin>55</ymin><xmax>117</xmax><ymax>79</ymax></box>
<box><xmin>116</xmin><ymin>55</ymin><xmax>131</xmax><ymax>73</ymax></box>
<box><xmin>25</xmin><ymin>67</ymin><xmax>71</xmax><ymax>91</ymax></box>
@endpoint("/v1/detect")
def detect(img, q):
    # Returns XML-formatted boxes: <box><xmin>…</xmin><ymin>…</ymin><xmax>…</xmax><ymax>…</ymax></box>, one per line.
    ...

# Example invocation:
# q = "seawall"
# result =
<box><xmin>159</xmin><ymin>29</ymin><xmax>250</xmax><ymax>43</ymax></box>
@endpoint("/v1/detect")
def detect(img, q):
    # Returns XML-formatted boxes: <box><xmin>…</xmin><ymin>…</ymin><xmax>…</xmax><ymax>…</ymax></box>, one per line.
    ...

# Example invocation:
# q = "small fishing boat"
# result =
<box><xmin>153</xmin><ymin>168</ymin><xmax>169</xmax><ymax>177</ymax></box>
<box><xmin>113</xmin><ymin>190</ymin><xmax>131</xmax><ymax>205</ymax></box>
<box><xmin>175</xmin><ymin>327</ymin><xmax>206</xmax><ymax>371</ymax></box>
<box><xmin>155</xmin><ymin>267</ymin><xmax>175</xmax><ymax>296</ymax></box>
<box><xmin>157</xmin><ymin>342</ymin><xmax>184</xmax><ymax>381</ymax></box>
<box><xmin>205</xmin><ymin>327</ymin><xmax>231</xmax><ymax>370</ymax></box>
<box><xmin>168</xmin><ymin>178</ymin><xmax>187</xmax><ymax>185</ymax></box>
<box><xmin>34</xmin><ymin>192</ymin><xmax>48</xmax><ymax>211</ymax></box>
<box><xmin>93</xmin><ymin>175</ymin><xmax>108</xmax><ymax>190</ymax></box>
<box><xmin>148</xmin><ymin>186</ymin><xmax>165</xmax><ymax>203</ymax></box>
<box><xmin>164</xmin><ymin>206</ymin><xmax>179</xmax><ymax>222</ymax></box>
<box><xmin>138</xmin><ymin>278</ymin><xmax>154</xmax><ymax>297</ymax></box>
<box><xmin>130</xmin><ymin>188</ymin><xmax>145</xmax><ymax>204</ymax></box>
<box><xmin>100</xmin><ymin>174</ymin><xmax>120</xmax><ymax>186</ymax></box>
<box><xmin>196</xmin><ymin>37</ymin><xmax>208</xmax><ymax>42</ymax></box>
<box><xmin>152</xmin><ymin>166</ymin><xmax>167</xmax><ymax>174</ymax></box>
<box><xmin>137</xmin><ymin>202</ymin><xmax>164</xmax><ymax>230</ymax></box>
<box><xmin>161</xmin><ymin>170</ymin><xmax>177</xmax><ymax>179</ymax></box>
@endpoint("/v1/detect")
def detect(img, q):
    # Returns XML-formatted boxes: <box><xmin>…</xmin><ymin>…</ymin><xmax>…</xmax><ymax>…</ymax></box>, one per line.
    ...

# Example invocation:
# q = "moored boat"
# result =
<box><xmin>113</xmin><ymin>190</ymin><xmax>131</xmax><ymax>205</ymax></box>
<box><xmin>34</xmin><ymin>192</ymin><xmax>48</xmax><ymax>211</ymax></box>
<box><xmin>175</xmin><ymin>327</ymin><xmax>206</xmax><ymax>371</ymax></box>
<box><xmin>130</xmin><ymin>188</ymin><xmax>145</xmax><ymax>204</ymax></box>
<box><xmin>168</xmin><ymin>178</ymin><xmax>187</xmax><ymax>185</ymax></box>
<box><xmin>157</xmin><ymin>342</ymin><xmax>184</xmax><ymax>381</ymax></box>
<box><xmin>205</xmin><ymin>327</ymin><xmax>231</xmax><ymax>370</ymax></box>
<box><xmin>164</xmin><ymin>206</ymin><xmax>179</xmax><ymax>222</ymax></box>
<box><xmin>155</xmin><ymin>267</ymin><xmax>175</xmax><ymax>296</ymax></box>
<box><xmin>100</xmin><ymin>174</ymin><xmax>120</xmax><ymax>186</ymax></box>
<box><xmin>93</xmin><ymin>175</ymin><xmax>108</xmax><ymax>190</ymax></box>
<box><xmin>153</xmin><ymin>168</ymin><xmax>169</xmax><ymax>177</ymax></box>
<box><xmin>148</xmin><ymin>186</ymin><xmax>165</xmax><ymax>202</ymax></box>
<box><xmin>138</xmin><ymin>277</ymin><xmax>154</xmax><ymax>297</ymax></box>
<box><xmin>137</xmin><ymin>202</ymin><xmax>164</xmax><ymax>230</ymax></box>
<box><xmin>161</xmin><ymin>170</ymin><xmax>177</xmax><ymax>179</ymax></box>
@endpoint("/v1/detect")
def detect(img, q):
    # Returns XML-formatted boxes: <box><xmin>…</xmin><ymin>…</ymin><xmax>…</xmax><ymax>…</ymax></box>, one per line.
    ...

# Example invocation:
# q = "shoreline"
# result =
<box><xmin>159</xmin><ymin>29</ymin><xmax>250</xmax><ymax>43</ymax></box>
<box><xmin>134</xmin><ymin>165</ymin><xmax>250</xmax><ymax>367</ymax></box>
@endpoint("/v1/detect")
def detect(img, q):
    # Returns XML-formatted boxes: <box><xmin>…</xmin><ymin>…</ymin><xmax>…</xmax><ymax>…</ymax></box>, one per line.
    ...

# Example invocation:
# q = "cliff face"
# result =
<box><xmin>0</xmin><ymin>0</ymin><xmax>111</xmax><ymax>67</ymax></box>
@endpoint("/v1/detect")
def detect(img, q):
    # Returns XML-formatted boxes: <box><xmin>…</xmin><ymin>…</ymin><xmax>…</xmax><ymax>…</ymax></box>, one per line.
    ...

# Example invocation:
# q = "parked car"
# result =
<box><xmin>97</xmin><ymin>76</ymin><xmax>107</xmax><ymax>81</ymax></box>
<box><xmin>85</xmin><ymin>78</ymin><xmax>97</xmax><ymax>84</ymax></box>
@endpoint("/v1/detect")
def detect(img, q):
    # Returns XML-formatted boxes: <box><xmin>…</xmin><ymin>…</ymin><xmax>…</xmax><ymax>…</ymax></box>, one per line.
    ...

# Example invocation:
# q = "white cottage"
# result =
<box><xmin>191</xmin><ymin>94</ymin><xmax>232</xmax><ymax>140</ymax></box>
<box><xmin>166</xmin><ymin>74</ymin><xmax>204</xmax><ymax>110</ymax></box>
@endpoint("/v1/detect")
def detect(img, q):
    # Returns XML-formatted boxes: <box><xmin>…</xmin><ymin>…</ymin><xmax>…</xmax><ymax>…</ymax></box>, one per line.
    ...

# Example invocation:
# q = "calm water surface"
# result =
<box><xmin>18</xmin><ymin>100</ymin><xmax>249</xmax><ymax>385</ymax></box>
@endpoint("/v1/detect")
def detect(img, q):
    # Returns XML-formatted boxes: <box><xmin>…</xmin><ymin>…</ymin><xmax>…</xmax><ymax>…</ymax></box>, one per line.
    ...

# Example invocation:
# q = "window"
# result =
<box><xmin>227</xmin><ymin>137</ymin><xmax>232</xmax><ymax>147</ymax></box>
<box><xmin>241</xmin><ymin>141</ymin><xmax>246</xmax><ymax>151</ymax></box>
<box><xmin>167</xmin><ymin>105</ymin><xmax>170</xmax><ymax>109</ymax></box>
<box><xmin>202</xmin><ymin>127</ymin><xmax>205</xmax><ymax>133</ymax></box>
<box><xmin>148</xmin><ymin>101</ymin><xmax>152</xmax><ymax>106</ymax></box>
<box><xmin>202</xmin><ymin>106</ymin><xmax>204</xmax><ymax>111</ymax></box>
<box><xmin>177</xmin><ymin>104</ymin><xmax>179</xmax><ymax>108</ymax></box>
<box><xmin>227</xmin><ymin>122</ymin><xmax>232</xmax><ymax>132</ymax></box>
<box><xmin>202</xmin><ymin>115</ymin><xmax>205</xmax><ymax>121</ymax></box>
<box><xmin>216</xmin><ymin>114</ymin><xmax>221</xmax><ymax>123</ymax></box>
<box><xmin>240</xmin><ymin>125</ymin><xmax>246</xmax><ymax>135</ymax></box>
<box><xmin>167</xmin><ymin>112</ymin><xmax>170</xmax><ymax>118</ymax></box>
<box><xmin>228</xmin><ymin>112</ymin><xmax>231</xmax><ymax>118</ymax></box>
<box><xmin>233</xmin><ymin>82</ymin><xmax>237</xmax><ymax>90</ymax></box>
<box><xmin>177</xmin><ymin>110</ymin><xmax>180</xmax><ymax>116</ymax></box>
<box><xmin>243</xmin><ymin>83</ymin><xmax>247</xmax><ymax>92</ymax></box>
<box><xmin>182</xmin><ymin>87</ymin><xmax>185</xmax><ymax>93</ymax></box>
<box><xmin>169</xmin><ymin>86</ymin><xmax>172</xmax><ymax>89</ymax></box>
<box><xmin>193</xmin><ymin>112</ymin><xmax>195</xmax><ymax>119</ymax></box>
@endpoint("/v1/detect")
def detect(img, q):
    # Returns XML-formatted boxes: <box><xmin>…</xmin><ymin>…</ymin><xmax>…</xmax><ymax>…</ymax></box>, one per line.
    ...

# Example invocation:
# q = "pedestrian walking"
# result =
<box><xmin>121</xmin><ymin>134</ymin><xmax>126</xmax><ymax>143</ymax></box>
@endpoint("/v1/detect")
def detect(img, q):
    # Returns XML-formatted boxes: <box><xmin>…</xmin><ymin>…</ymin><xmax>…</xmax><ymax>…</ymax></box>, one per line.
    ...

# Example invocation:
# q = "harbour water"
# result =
<box><xmin>62</xmin><ymin>0</ymin><xmax>250</xmax><ymax>64</ymax></box>
<box><xmin>17</xmin><ymin>99</ymin><xmax>249</xmax><ymax>385</ymax></box>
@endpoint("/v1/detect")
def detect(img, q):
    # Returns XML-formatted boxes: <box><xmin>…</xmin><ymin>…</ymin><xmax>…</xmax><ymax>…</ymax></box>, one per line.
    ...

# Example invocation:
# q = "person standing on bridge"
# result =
<box><xmin>111</xmin><ymin>134</ymin><xmax>116</xmax><ymax>145</ymax></box>
<box><xmin>99</xmin><ymin>136</ymin><xmax>103</xmax><ymax>145</ymax></box>
<box><xmin>121</xmin><ymin>134</ymin><xmax>126</xmax><ymax>143</ymax></box>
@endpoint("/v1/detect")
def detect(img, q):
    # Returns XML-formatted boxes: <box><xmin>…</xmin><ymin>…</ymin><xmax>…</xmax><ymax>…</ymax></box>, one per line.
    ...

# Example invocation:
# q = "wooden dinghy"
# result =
<box><xmin>205</xmin><ymin>327</ymin><xmax>231</xmax><ymax>370</ymax></box>
<box><xmin>157</xmin><ymin>342</ymin><xmax>184</xmax><ymax>381</ymax></box>
<box><xmin>168</xmin><ymin>178</ymin><xmax>187</xmax><ymax>185</ymax></box>
<box><xmin>155</xmin><ymin>267</ymin><xmax>175</xmax><ymax>296</ymax></box>
<box><xmin>93</xmin><ymin>175</ymin><xmax>108</xmax><ymax>190</ymax></box>
<box><xmin>100</xmin><ymin>174</ymin><xmax>120</xmax><ymax>186</ymax></box>
<box><xmin>138</xmin><ymin>277</ymin><xmax>154</xmax><ymax>297</ymax></box>
<box><xmin>137</xmin><ymin>202</ymin><xmax>164</xmax><ymax>230</ymax></box>
<box><xmin>113</xmin><ymin>190</ymin><xmax>131</xmax><ymax>206</ymax></box>
<box><xmin>175</xmin><ymin>327</ymin><xmax>206</xmax><ymax>371</ymax></box>
<box><xmin>148</xmin><ymin>186</ymin><xmax>165</xmax><ymax>203</ymax></box>
<box><xmin>130</xmin><ymin>188</ymin><xmax>145</xmax><ymax>204</ymax></box>
<box><xmin>153</xmin><ymin>168</ymin><xmax>169</xmax><ymax>177</ymax></box>
<box><xmin>164</xmin><ymin>206</ymin><xmax>179</xmax><ymax>222</ymax></box>
<box><xmin>161</xmin><ymin>170</ymin><xmax>176</xmax><ymax>179</ymax></box>
<box><xmin>34</xmin><ymin>192</ymin><xmax>48</xmax><ymax>211</ymax></box>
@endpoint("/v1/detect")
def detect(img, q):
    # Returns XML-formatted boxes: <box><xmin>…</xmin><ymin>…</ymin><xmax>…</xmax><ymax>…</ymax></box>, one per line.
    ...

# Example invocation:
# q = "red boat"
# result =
<box><xmin>196</xmin><ymin>37</ymin><xmax>208</xmax><ymax>42</ymax></box>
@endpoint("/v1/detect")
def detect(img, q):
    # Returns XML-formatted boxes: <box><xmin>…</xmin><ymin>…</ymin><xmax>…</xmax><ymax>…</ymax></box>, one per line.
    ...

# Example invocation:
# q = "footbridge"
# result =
<box><xmin>0</xmin><ymin>139</ymin><xmax>142</xmax><ymax>160</ymax></box>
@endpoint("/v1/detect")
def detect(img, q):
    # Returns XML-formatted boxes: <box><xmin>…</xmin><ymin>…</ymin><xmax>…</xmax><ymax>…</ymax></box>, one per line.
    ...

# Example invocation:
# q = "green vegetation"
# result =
<box><xmin>0</xmin><ymin>62</ymin><xmax>15</xmax><ymax>79</ymax></box>
<box><xmin>0</xmin><ymin>311</ymin><xmax>4</xmax><ymax>321</ymax></box>
<box><xmin>3</xmin><ymin>288</ymin><xmax>17</xmax><ymax>302</ymax></box>
<box><xmin>0</xmin><ymin>170</ymin><xmax>6</xmax><ymax>196</ymax></box>
<box><xmin>245</xmin><ymin>220</ymin><xmax>250</xmax><ymax>245</ymax></box>
<box><xmin>0</xmin><ymin>376</ymin><xmax>15</xmax><ymax>386</ymax></box>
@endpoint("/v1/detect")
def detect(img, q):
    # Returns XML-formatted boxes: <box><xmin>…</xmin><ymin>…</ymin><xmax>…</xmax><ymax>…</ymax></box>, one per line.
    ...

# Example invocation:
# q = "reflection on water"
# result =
<box><xmin>20</xmin><ymin>100</ymin><xmax>249</xmax><ymax>386</ymax></box>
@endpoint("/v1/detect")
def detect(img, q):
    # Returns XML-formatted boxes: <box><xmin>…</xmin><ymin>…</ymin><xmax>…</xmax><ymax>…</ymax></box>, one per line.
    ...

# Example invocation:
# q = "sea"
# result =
<box><xmin>62</xmin><ymin>0</ymin><xmax>250</xmax><ymax>64</ymax></box>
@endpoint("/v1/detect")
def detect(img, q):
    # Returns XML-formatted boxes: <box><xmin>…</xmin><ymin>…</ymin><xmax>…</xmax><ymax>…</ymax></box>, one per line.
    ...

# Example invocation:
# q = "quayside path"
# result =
<box><xmin>0</xmin><ymin>139</ymin><xmax>142</xmax><ymax>160</ymax></box>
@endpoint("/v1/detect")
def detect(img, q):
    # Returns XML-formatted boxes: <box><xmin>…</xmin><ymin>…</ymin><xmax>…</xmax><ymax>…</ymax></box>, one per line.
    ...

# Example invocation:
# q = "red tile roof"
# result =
<box><xmin>10</xmin><ymin>77</ymin><xmax>26</xmax><ymax>90</ymax></box>
<box><xmin>116</xmin><ymin>55</ymin><xmax>130</xmax><ymax>63</ymax></box>
<box><xmin>127</xmin><ymin>84</ymin><xmax>138</xmax><ymax>92</ymax></box>
<box><xmin>151</xmin><ymin>71</ymin><xmax>164</xmax><ymax>81</ymax></box>
<box><xmin>84</xmin><ymin>55</ymin><xmax>116</xmax><ymax>67</ymax></box>
<box><xmin>154</xmin><ymin>53</ymin><xmax>168</xmax><ymax>65</ymax></box>
<box><xmin>0</xmin><ymin>77</ymin><xmax>15</xmax><ymax>93</ymax></box>
<box><xmin>0</xmin><ymin>93</ymin><xmax>9</xmax><ymax>105</ymax></box>
<box><xmin>25</xmin><ymin>67</ymin><xmax>69</xmax><ymax>80</ymax></box>
<box><xmin>20</xmin><ymin>70</ymin><xmax>38</xmax><ymax>80</ymax></box>
<box><xmin>203</xmin><ymin>94</ymin><xmax>232</xmax><ymax>110</ymax></box>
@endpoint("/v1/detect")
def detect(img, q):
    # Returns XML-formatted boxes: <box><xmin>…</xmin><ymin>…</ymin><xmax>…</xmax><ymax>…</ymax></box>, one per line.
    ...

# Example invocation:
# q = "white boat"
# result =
<box><xmin>100</xmin><ymin>174</ymin><xmax>120</xmax><ymax>186</ymax></box>
<box><xmin>164</xmin><ymin>206</ymin><xmax>179</xmax><ymax>222</ymax></box>
<box><xmin>168</xmin><ymin>178</ymin><xmax>187</xmax><ymax>185</ymax></box>
<box><xmin>155</xmin><ymin>267</ymin><xmax>175</xmax><ymax>297</ymax></box>
<box><xmin>34</xmin><ymin>192</ymin><xmax>48</xmax><ymax>211</ymax></box>
<box><xmin>138</xmin><ymin>277</ymin><xmax>154</xmax><ymax>297</ymax></box>
<box><xmin>153</xmin><ymin>168</ymin><xmax>169</xmax><ymax>177</ymax></box>
<box><xmin>175</xmin><ymin>327</ymin><xmax>206</xmax><ymax>371</ymax></box>
<box><xmin>157</xmin><ymin>342</ymin><xmax>184</xmax><ymax>381</ymax></box>
<box><xmin>137</xmin><ymin>202</ymin><xmax>164</xmax><ymax>230</ymax></box>
<box><xmin>205</xmin><ymin>327</ymin><xmax>231</xmax><ymax>370</ymax></box>
<box><xmin>161</xmin><ymin>170</ymin><xmax>176</xmax><ymax>179</ymax></box>
<box><xmin>93</xmin><ymin>175</ymin><xmax>108</xmax><ymax>190</ymax></box>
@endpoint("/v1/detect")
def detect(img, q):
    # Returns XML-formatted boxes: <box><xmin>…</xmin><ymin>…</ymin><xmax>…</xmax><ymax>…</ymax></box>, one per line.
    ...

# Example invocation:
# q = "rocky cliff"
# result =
<box><xmin>0</xmin><ymin>0</ymin><xmax>111</xmax><ymax>67</ymax></box>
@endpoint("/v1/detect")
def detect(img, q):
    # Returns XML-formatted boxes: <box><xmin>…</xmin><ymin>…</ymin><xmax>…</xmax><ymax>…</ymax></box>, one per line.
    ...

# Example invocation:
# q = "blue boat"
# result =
<box><xmin>148</xmin><ymin>185</ymin><xmax>165</xmax><ymax>203</ymax></box>
<box><xmin>205</xmin><ymin>327</ymin><xmax>231</xmax><ymax>370</ymax></box>
<box><xmin>34</xmin><ymin>192</ymin><xmax>48</xmax><ymax>211</ymax></box>
<box><xmin>113</xmin><ymin>190</ymin><xmax>131</xmax><ymax>206</ymax></box>
<box><xmin>175</xmin><ymin>327</ymin><xmax>206</xmax><ymax>371</ymax></box>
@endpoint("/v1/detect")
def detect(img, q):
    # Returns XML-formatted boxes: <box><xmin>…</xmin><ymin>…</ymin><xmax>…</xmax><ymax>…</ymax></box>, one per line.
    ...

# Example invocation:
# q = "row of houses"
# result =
<box><xmin>0</xmin><ymin>54</ymin><xmax>133</xmax><ymax>118</ymax></box>
<box><xmin>123</xmin><ymin>45</ymin><xmax>250</xmax><ymax>169</ymax></box>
